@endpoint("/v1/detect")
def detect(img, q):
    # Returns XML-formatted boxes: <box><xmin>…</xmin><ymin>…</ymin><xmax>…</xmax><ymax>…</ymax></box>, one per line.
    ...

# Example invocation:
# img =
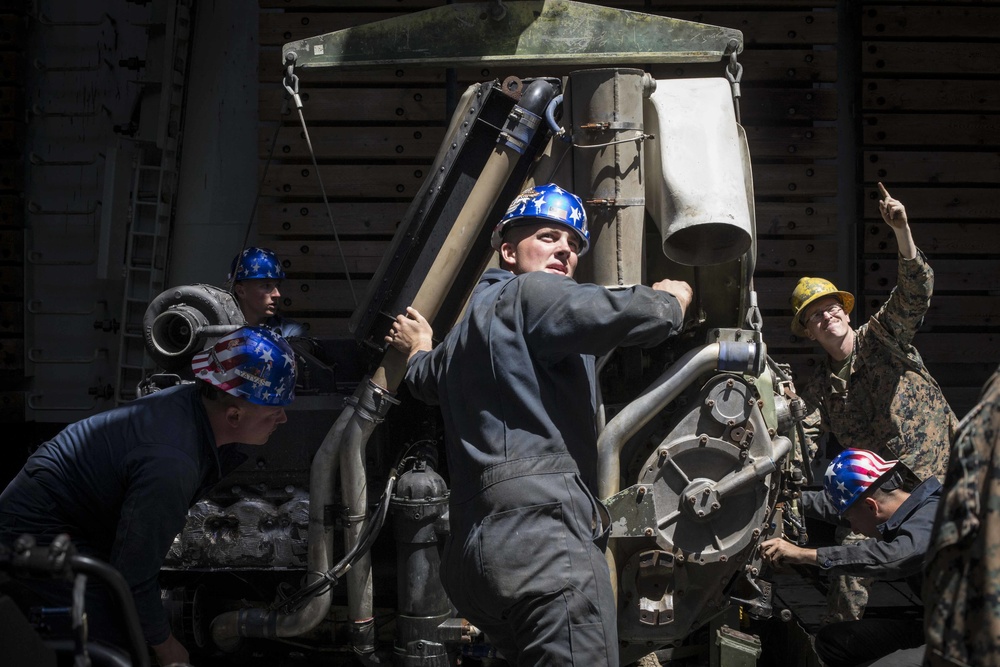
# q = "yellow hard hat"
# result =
<box><xmin>790</xmin><ymin>277</ymin><xmax>855</xmax><ymax>336</ymax></box>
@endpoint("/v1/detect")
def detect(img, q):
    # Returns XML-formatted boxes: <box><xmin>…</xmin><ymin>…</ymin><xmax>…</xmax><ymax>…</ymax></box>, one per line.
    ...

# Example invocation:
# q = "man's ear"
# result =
<box><xmin>862</xmin><ymin>496</ymin><xmax>879</xmax><ymax>515</ymax></box>
<box><xmin>225</xmin><ymin>405</ymin><xmax>243</xmax><ymax>430</ymax></box>
<box><xmin>233</xmin><ymin>283</ymin><xmax>245</xmax><ymax>299</ymax></box>
<box><xmin>499</xmin><ymin>240</ymin><xmax>517</xmax><ymax>267</ymax></box>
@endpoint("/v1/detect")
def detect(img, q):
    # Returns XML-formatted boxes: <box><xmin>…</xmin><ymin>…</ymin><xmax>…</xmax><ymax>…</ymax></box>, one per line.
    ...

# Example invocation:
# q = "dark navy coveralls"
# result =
<box><xmin>0</xmin><ymin>384</ymin><xmax>245</xmax><ymax>647</ymax></box>
<box><xmin>405</xmin><ymin>267</ymin><xmax>685</xmax><ymax>665</ymax></box>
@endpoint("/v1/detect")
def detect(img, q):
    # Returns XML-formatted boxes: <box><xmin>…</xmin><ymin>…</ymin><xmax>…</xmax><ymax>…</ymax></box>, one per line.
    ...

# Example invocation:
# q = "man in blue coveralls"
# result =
<box><xmin>0</xmin><ymin>327</ymin><xmax>296</xmax><ymax>666</ymax></box>
<box><xmin>386</xmin><ymin>183</ymin><xmax>693</xmax><ymax>666</ymax></box>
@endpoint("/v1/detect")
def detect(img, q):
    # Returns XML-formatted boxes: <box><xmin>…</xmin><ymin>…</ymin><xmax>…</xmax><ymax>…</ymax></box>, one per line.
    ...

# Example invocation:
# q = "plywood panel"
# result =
<box><xmin>862</xmin><ymin>6</ymin><xmax>1000</xmax><ymax>40</ymax></box>
<box><xmin>260</xmin><ymin>87</ymin><xmax>450</xmax><ymax>123</ymax></box>
<box><xmin>863</xmin><ymin>150</ymin><xmax>1000</xmax><ymax>185</ymax></box>
<box><xmin>257</xmin><ymin>201</ymin><xmax>407</xmax><ymax>236</ymax></box>
<box><xmin>260</xmin><ymin>164</ymin><xmax>429</xmax><ymax>199</ymax></box>
<box><xmin>862</xmin><ymin>258</ymin><xmax>1000</xmax><ymax>292</ymax></box>
<box><xmin>268</xmin><ymin>239</ymin><xmax>392</xmax><ymax>274</ymax></box>
<box><xmin>863</xmin><ymin>222</ymin><xmax>1000</xmax><ymax>256</ymax></box>
<box><xmin>741</xmin><ymin>87</ymin><xmax>837</xmax><ymax>122</ymax></box>
<box><xmin>859</xmin><ymin>186</ymin><xmax>1000</xmax><ymax>220</ymax></box>
<box><xmin>753</xmin><ymin>163</ymin><xmax>838</xmax><ymax>198</ymax></box>
<box><xmin>259</xmin><ymin>124</ymin><xmax>447</xmax><ymax>160</ymax></box>
<box><xmin>862</xmin><ymin>41</ymin><xmax>997</xmax><ymax>76</ymax></box>
<box><xmin>756</xmin><ymin>202</ymin><xmax>839</xmax><ymax>237</ymax></box>
<box><xmin>745</xmin><ymin>125</ymin><xmax>837</xmax><ymax>159</ymax></box>
<box><xmin>757</xmin><ymin>239</ymin><xmax>839</xmax><ymax>274</ymax></box>
<box><xmin>279</xmin><ymin>278</ymin><xmax>370</xmax><ymax>312</ymax></box>
<box><xmin>862</xmin><ymin>113</ymin><xmax>1000</xmax><ymax>147</ymax></box>
<box><xmin>862</xmin><ymin>79</ymin><xmax>1000</xmax><ymax>113</ymax></box>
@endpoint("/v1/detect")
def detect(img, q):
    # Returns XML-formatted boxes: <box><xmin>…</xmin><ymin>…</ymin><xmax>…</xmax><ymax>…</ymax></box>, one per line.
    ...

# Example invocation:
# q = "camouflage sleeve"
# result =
<box><xmin>923</xmin><ymin>367</ymin><xmax>1000</xmax><ymax>667</ymax></box>
<box><xmin>870</xmin><ymin>248</ymin><xmax>933</xmax><ymax>348</ymax></box>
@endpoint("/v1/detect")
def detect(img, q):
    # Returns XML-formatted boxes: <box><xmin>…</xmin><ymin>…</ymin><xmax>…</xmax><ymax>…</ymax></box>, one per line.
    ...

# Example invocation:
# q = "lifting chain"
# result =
<box><xmin>725</xmin><ymin>49</ymin><xmax>743</xmax><ymax>125</ymax></box>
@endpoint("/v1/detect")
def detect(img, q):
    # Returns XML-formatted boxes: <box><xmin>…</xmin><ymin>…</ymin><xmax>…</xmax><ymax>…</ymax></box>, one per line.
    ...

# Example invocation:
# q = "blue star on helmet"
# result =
<box><xmin>261</xmin><ymin>347</ymin><xmax>274</xmax><ymax>364</ymax></box>
<box><xmin>570</xmin><ymin>206</ymin><xmax>582</xmax><ymax>224</ymax></box>
<box><xmin>836</xmin><ymin>480</ymin><xmax>847</xmax><ymax>493</ymax></box>
<box><xmin>251</xmin><ymin>260</ymin><xmax>261</xmax><ymax>273</ymax></box>
<box><xmin>532</xmin><ymin>194</ymin><xmax>546</xmax><ymax>212</ymax></box>
<box><xmin>283</xmin><ymin>351</ymin><xmax>294</xmax><ymax>367</ymax></box>
<box><xmin>261</xmin><ymin>389</ymin><xmax>272</xmax><ymax>401</ymax></box>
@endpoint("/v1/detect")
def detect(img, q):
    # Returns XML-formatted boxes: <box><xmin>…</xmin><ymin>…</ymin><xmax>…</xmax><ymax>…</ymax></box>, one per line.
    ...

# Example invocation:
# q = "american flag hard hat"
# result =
<box><xmin>823</xmin><ymin>448</ymin><xmax>899</xmax><ymax>514</ymax></box>
<box><xmin>191</xmin><ymin>326</ymin><xmax>296</xmax><ymax>406</ymax></box>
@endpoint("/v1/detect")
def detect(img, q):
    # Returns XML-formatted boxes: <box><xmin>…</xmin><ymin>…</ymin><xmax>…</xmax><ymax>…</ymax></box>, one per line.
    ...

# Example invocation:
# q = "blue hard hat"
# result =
<box><xmin>491</xmin><ymin>183</ymin><xmax>590</xmax><ymax>256</ymax></box>
<box><xmin>823</xmin><ymin>449</ymin><xmax>899</xmax><ymax>514</ymax></box>
<box><xmin>191</xmin><ymin>326</ymin><xmax>296</xmax><ymax>406</ymax></box>
<box><xmin>228</xmin><ymin>247</ymin><xmax>286</xmax><ymax>282</ymax></box>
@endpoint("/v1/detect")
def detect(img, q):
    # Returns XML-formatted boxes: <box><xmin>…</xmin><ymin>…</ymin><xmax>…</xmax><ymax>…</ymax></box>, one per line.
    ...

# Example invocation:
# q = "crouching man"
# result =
<box><xmin>762</xmin><ymin>448</ymin><xmax>940</xmax><ymax>667</ymax></box>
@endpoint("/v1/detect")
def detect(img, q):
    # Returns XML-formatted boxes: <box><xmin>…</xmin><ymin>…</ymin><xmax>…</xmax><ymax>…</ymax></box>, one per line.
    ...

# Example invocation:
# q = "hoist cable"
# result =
<box><xmin>283</xmin><ymin>65</ymin><xmax>358</xmax><ymax>307</ymax></box>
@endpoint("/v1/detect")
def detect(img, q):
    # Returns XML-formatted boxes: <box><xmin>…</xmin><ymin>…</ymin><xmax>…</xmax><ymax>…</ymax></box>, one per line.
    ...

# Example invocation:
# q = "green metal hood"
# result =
<box><xmin>281</xmin><ymin>0</ymin><xmax>742</xmax><ymax>69</ymax></box>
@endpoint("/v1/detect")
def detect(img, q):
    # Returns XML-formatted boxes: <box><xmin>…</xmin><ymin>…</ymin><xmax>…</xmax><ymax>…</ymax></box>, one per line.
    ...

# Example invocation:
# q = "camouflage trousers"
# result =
<box><xmin>823</xmin><ymin>526</ymin><xmax>874</xmax><ymax>623</ymax></box>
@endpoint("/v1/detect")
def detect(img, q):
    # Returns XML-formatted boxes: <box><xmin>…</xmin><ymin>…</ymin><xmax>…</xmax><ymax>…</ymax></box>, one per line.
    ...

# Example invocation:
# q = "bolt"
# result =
<box><xmin>689</xmin><ymin>496</ymin><xmax>697</xmax><ymax>504</ymax></box>
<box><xmin>711</xmin><ymin>503</ymin><xmax>720</xmax><ymax>511</ymax></box>
<box><xmin>707</xmin><ymin>399</ymin><xmax>716</xmax><ymax>407</ymax></box>
<box><xmin>752</xmin><ymin>529</ymin><xmax>761</xmax><ymax>538</ymax></box>
<box><xmin>703</xmin><ymin>488</ymin><xmax>711</xmax><ymax>496</ymax></box>
<box><xmin>645</xmin><ymin>528</ymin><xmax>654</xmax><ymax>536</ymax></box>
<box><xmin>699</xmin><ymin>435</ymin><xmax>708</xmax><ymax>444</ymax></box>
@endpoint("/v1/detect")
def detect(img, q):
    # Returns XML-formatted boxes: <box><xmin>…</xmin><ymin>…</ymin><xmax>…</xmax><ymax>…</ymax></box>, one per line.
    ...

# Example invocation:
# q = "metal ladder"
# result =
<box><xmin>114</xmin><ymin>0</ymin><xmax>192</xmax><ymax>403</ymax></box>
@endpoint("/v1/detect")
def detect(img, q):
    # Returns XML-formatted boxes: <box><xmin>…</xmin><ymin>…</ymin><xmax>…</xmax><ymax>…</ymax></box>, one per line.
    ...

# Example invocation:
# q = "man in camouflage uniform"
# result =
<box><xmin>790</xmin><ymin>182</ymin><xmax>958</xmax><ymax>622</ymax></box>
<box><xmin>922</xmin><ymin>365</ymin><xmax>1000</xmax><ymax>667</ymax></box>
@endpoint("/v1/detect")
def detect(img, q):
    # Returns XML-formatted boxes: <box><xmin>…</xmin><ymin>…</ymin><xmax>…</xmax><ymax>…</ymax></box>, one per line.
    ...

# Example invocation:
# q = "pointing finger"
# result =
<box><xmin>877</xmin><ymin>181</ymin><xmax>890</xmax><ymax>201</ymax></box>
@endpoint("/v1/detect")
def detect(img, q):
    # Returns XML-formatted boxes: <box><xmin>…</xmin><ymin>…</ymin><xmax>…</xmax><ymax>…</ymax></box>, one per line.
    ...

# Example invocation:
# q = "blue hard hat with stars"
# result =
<box><xmin>491</xmin><ymin>183</ymin><xmax>590</xmax><ymax>256</ymax></box>
<box><xmin>228</xmin><ymin>247</ymin><xmax>286</xmax><ymax>282</ymax></box>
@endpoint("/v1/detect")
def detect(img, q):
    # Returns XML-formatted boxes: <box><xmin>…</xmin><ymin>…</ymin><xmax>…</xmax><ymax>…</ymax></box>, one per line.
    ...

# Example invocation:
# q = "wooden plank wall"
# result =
<box><xmin>256</xmin><ymin>1</ymin><xmax>997</xmax><ymax>415</ymax></box>
<box><xmin>857</xmin><ymin>3</ymin><xmax>1000</xmax><ymax>415</ymax></box>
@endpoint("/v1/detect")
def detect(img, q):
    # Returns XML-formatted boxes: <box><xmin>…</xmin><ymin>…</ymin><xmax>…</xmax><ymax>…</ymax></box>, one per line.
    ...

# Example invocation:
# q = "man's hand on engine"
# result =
<box><xmin>760</xmin><ymin>537</ymin><xmax>819</xmax><ymax>568</ymax></box>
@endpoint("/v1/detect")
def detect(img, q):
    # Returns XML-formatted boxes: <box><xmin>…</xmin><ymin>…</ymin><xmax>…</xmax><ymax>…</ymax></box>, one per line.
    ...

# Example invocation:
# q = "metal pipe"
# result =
<box><xmin>370</xmin><ymin>79</ymin><xmax>556</xmax><ymax>393</ymax></box>
<box><xmin>597</xmin><ymin>340</ymin><xmax>765</xmax><ymax>500</ymax></box>
<box><xmin>209</xmin><ymin>396</ymin><xmax>354</xmax><ymax>649</ymax></box>
<box><xmin>598</xmin><ymin>343</ymin><xmax>721</xmax><ymax>500</ymax></box>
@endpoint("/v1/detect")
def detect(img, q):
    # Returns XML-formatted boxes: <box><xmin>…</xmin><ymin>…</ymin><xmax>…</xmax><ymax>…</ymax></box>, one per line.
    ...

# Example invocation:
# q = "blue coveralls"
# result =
<box><xmin>0</xmin><ymin>384</ymin><xmax>245</xmax><ymax>647</ymax></box>
<box><xmin>405</xmin><ymin>267</ymin><xmax>685</xmax><ymax>665</ymax></box>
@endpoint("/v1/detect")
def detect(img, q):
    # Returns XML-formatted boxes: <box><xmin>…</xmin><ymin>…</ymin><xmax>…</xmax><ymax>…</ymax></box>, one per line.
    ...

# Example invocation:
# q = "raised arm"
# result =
<box><xmin>878</xmin><ymin>182</ymin><xmax>917</xmax><ymax>260</ymax></box>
